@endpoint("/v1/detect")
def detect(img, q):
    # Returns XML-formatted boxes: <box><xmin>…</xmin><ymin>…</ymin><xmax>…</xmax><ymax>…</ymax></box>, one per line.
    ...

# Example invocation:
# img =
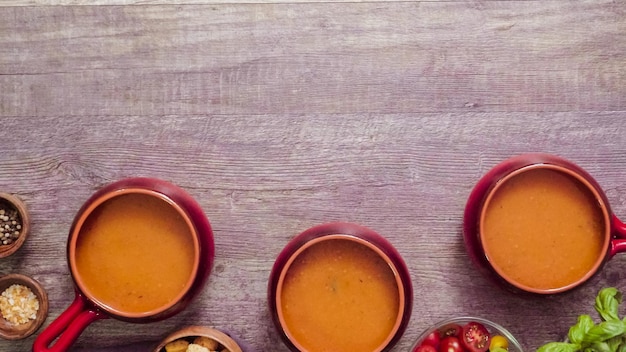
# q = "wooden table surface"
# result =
<box><xmin>1</xmin><ymin>0</ymin><xmax>625</xmax><ymax>351</ymax></box>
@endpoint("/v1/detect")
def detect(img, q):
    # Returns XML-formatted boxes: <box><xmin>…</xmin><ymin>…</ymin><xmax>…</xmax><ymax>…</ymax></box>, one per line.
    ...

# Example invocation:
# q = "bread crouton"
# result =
<box><xmin>186</xmin><ymin>344</ymin><xmax>210</xmax><ymax>352</ymax></box>
<box><xmin>164</xmin><ymin>339</ymin><xmax>190</xmax><ymax>352</ymax></box>
<box><xmin>193</xmin><ymin>336</ymin><xmax>219</xmax><ymax>350</ymax></box>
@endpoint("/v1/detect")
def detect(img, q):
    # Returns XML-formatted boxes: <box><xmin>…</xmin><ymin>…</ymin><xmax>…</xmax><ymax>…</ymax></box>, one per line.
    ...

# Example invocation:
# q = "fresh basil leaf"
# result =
<box><xmin>596</xmin><ymin>287</ymin><xmax>622</xmax><ymax>322</ymax></box>
<box><xmin>570</xmin><ymin>315</ymin><xmax>595</xmax><ymax>344</ymax></box>
<box><xmin>539</xmin><ymin>288</ymin><xmax>626</xmax><ymax>352</ymax></box>
<box><xmin>582</xmin><ymin>321</ymin><xmax>626</xmax><ymax>344</ymax></box>
<box><xmin>538</xmin><ymin>342</ymin><xmax>580</xmax><ymax>352</ymax></box>
<box><xmin>588</xmin><ymin>341</ymin><xmax>613</xmax><ymax>352</ymax></box>
<box><xmin>605</xmin><ymin>336</ymin><xmax>622</xmax><ymax>352</ymax></box>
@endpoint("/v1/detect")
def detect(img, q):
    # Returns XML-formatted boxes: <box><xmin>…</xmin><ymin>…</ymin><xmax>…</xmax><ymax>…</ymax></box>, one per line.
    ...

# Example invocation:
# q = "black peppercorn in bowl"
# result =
<box><xmin>0</xmin><ymin>193</ymin><xmax>30</xmax><ymax>258</ymax></box>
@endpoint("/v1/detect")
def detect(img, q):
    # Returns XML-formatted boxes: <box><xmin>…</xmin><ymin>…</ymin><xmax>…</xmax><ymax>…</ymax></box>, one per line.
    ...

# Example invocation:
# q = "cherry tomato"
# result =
<box><xmin>439</xmin><ymin>336</ymin><xmax>465</xmax><ymax>352</ymax></box>
<box><xmin>414</xmin><ymin>344</ymin><xmax>438</xmax><ymax>352</ymax></box>
<box><xmin>461</xmin><ymin>322</ymin><xmax>491</xmax><ymax>352</ymax></box>
<box><xmin>422</xmin><ymin>331</ymin><xmax>442</xmax><ymax>349</ymax></box>
<box><xmin>489</xmin><ymin>335</ymin><xmax>509</xmax><ymax>351</ymax></box>
<box><xmin>438</xmin><ymin>323</ymin><xmax>463</xmax><ymax>338</ymax></box>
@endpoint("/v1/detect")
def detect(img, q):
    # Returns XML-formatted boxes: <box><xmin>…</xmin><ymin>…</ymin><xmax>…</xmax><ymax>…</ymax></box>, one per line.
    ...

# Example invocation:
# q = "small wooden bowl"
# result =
<box><xmin>0</xmin><ymin>193</ymin><xmax>30</xmax><ymax>258</ymax></box>
<box><xmin>154</xmin><ymin>326</ymin><xmax>243</xmax><ymax>352</ymax></box>
<box><xmin>0</xmin><ymin>274</ymin><xmax>49</xmax><ymax>340</ymax></box>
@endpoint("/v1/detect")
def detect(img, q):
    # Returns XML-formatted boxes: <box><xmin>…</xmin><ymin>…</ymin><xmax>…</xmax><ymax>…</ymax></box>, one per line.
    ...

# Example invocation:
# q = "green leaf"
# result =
<box><xmin>538</xmin><ymin>342</ymin><xmax>580</xmax><ymax>352</ymax></box>
<box><xmin>604</xmin><ymin>336</ymin><xmax>622</xmax><ymax>352</ymax></box>
<box><xmin>538</xmin><ymin>288</ymin><xmax>626</xmax><ymax>352</ymax></box>
<box><xmin>582</xmin><ymin>321</ymin><xmax>626</xmax><ymax>344</ymax></box>
<box><xmin>595</xmin><ymin>287</ymin><xmax>622</xmax><ymax>322</ymax></box>
<box><xmin>587</xmin><ymin>342</ymin><xmax>613</xmax><ymax>352</ymax></box>
<box><xmin>570</xmin><ymin>315</ymin><xmax>595</xmax><ymax>344</ymax></box>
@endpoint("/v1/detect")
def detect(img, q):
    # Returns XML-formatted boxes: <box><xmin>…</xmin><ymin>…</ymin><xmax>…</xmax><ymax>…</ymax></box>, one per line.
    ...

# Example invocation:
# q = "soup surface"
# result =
<box><xmin>482</xmin><ymin>168</ymin><xmax>606</xmax><ymax>291</ymax></box>
<box><xmin>73</xmin><ymin>193</ymin><xmax>196</xmax><ymax>314</ymax></box>
<box><xmin>280</xmin><ymin>238</ymin><xmax>400</xmax><ymax>352</ymax></box>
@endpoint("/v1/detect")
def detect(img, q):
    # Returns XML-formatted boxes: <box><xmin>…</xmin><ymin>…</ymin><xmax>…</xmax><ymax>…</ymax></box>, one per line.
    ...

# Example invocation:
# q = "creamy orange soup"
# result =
<box><xmin>73</xmin><ymin>193</ymin><xmax>196</xmax><ymax>314</ymax></box>
<box><xmin>279</xmin><ymin>238</ymin><xmax>400</xmax><ymax>352</ymax></box>
<box><xmin>481</xmin><ymin>167</ymin><xmax>606</xmax><ymax>291</ymax></box>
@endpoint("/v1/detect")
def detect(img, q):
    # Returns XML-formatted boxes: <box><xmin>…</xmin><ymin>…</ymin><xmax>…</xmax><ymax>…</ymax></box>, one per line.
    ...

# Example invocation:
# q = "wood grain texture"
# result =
<box><xmin>3</xmin><ymin>0</ymin><xmax>603</xmax><ymax>5</ymax></box>
<box><xmin>2</xmin><ymin>1</ymin><xmax>625</xmax><ymax>116</ymax></box>
<box><xmin>0</xmin><ymin>0</ymin><xmax>625</xmax><ymax>351</ymax></box>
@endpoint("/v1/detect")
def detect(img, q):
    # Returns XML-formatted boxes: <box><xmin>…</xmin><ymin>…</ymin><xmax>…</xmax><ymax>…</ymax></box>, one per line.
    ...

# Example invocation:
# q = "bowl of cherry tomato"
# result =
<box><xmin>411</xmin><ymin>317</ymin><xmax>523</xmax><ymax>352</ymax></box>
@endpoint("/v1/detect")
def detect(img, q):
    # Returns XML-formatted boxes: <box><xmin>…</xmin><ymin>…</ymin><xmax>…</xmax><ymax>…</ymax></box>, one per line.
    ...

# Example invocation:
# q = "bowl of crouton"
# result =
<box><xmin>154</xmin><ymin>326</ymin><xmax>243</xmax><ymax>352</ymax></box>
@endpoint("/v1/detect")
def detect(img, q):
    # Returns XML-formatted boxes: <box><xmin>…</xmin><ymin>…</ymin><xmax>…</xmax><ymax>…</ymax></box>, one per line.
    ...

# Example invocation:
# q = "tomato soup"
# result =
<box><xmin>481</xmin><ymin>167</ymin><xmax>608</xmax><ymax>291</ymax></box>
<box><xmin>72</xmin><ymin>192</ymin><xmax>197</xmax><ymax>315</ymax></box>
<box><xmin>278</xmin><ymin>237</ymin><xmax>401</xmax><ymax>352</ymax></box>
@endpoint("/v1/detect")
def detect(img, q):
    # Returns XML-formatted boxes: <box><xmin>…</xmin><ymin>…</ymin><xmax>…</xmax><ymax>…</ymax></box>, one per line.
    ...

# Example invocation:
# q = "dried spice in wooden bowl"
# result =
<box><xmin>0</xmin><ymin>274</ymin><xmax>49</xmax><ymax>340</ymax></box>
<box><xmin>0</xmin><ymin>284</ymin><xmax>39</xmax><ymax>325</ymax></box>
<box><xmin>0</xmin><ymin>193</ymin><xmax>30</xmax><ymax>258</ymax></box>
<box><xmin>0</xmin><ymin>205</ymin><xmax>22</xmax><ymax>246</ymax></box>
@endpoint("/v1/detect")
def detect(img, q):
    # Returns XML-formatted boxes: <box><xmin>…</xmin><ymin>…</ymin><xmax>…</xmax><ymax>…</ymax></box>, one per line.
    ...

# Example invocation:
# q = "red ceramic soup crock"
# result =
<box><xmin>464</xmin><ymin>153</ymin><xmax>626</xmax><ymax>294</ymax></box>
<box><xmin>33</xmin><ymin>178</ymin><xmax>214</xmax><ymax>352</ymax></box>
<box><xmin>268</xmin><ymin>222</ymin><xmax>413</xmax><ymax>352</ymax></box>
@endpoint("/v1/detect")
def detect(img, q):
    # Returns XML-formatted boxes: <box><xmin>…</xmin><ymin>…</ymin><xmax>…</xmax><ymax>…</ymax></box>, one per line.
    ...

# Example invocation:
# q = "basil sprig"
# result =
<box><xmin>538</xmin><ymin>288</ymin><xmax>626</xmax><ymax>352</ymax></box>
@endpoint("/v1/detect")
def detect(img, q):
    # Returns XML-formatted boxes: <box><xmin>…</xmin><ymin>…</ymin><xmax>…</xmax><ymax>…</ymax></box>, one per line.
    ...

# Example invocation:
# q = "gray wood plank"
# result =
<box><xmin>1</xmin><ymin>1</ymin><xmax>624</xmax><ymax>116</ymax></box>
<box><xmin>0</xmin><ymin>0</ymin><xmax>566</xmax><ymax>6</ymax></box>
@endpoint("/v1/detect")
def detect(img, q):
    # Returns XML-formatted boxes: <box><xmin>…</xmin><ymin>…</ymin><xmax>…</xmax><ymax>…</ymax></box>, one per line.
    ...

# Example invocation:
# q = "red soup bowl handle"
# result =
<box><xmin>33</xmin><ymin>291</ymin><xmax>107</xmax><ymax>352</ymax></box>
<box><xmin>609</xmin><ymin>215</ymin><xmax>626</xmax><ymax>257</ymax></box>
